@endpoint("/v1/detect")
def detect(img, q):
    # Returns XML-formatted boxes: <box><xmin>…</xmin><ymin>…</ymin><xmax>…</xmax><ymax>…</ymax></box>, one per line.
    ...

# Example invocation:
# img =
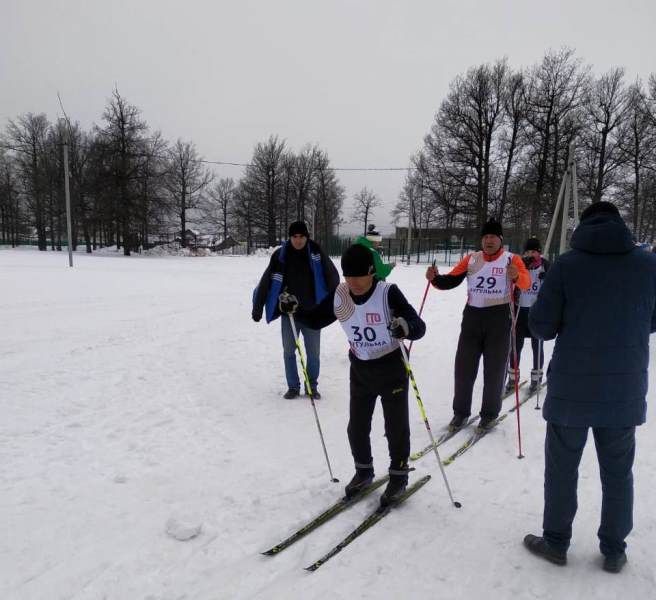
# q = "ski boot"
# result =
<box><xmin>529</xmin><ymin>369</ymin><xmax>542</xmax><ymax>393</ymax></box>
<box><xmin>477</xmin><ymin>415</ymin><xmax>497</xmax><ymax>432</ymax></box>
<box><xmin>380</xmin><ymin>462</ymin><xmax>410</xmax><ymax>508</ymax></box>
<box><xmin>344</xmin><ymin>467</ymin><xmax>374</xmax><ymax>499</ymax></box>
<box><xmin>504</xmin><ymin>368</ymin><xmax>518</xmax><ymax>395</ymax></box>
<box><xmin>448</xmin><ymin>414</ymin><xmax>468</xmax><ymax>432</ymax></box>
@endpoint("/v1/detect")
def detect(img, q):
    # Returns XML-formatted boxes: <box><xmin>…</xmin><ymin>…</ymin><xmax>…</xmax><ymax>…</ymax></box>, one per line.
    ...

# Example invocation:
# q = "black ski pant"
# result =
<box><xmin>348</xmin><ymin>349</ymin><xmax>410</xmax><ymax>473</ymax></box>
<box><xmin>453</xmin><ymin>304</ymin><xmax>511</xmax><ymax>420</ymax></box>
<box><xmin>543</xmin><ymin>423</ymin><xmax>635</xmax><ymax>557</ymax></box>
<box><xmin>514</xmin><ymin>307</ymin><xmax>544</xmax><ymax>370</ymax></box>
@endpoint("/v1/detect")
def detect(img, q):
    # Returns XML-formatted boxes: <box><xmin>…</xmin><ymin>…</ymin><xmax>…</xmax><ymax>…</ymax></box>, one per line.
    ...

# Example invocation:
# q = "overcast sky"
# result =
<box><xmin>2</xmin><ymin>0</ymin><xmax>655</xmax><ymax>234</ymax></box>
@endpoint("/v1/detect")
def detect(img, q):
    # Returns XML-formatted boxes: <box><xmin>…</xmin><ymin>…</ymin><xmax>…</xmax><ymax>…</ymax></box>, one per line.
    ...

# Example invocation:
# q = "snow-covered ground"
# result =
<box><xmin>1</xmin><ymin>248</ymin><xmax>654</xmax><ymax>600</ymax></box>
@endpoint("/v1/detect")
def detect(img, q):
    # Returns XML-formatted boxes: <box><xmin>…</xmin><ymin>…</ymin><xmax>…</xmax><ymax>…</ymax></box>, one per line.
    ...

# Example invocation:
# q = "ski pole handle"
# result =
<box><xmin>409</xmin><ymin>260</ymin><xmax>435</xmax><ymax>355</ymax></box>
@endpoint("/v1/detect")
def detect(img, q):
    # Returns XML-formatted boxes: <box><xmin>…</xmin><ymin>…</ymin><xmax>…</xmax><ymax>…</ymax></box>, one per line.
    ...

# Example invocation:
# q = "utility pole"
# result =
<box><xmin>61</xmin><ymin>119</ymin><xmax>73</xmax><ymax>267</ymax></box>
<box><xmin>406</xmin><ymin>184</ymin><xmax>413</xmax><ymax>265</ymax></box>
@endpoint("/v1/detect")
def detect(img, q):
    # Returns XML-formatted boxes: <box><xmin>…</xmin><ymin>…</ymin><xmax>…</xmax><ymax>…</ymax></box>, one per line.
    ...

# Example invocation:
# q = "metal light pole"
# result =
<box><xmin>61</xmin><ymin>119</ymin><xmax>73</xmax><ymax>267</ymax></box>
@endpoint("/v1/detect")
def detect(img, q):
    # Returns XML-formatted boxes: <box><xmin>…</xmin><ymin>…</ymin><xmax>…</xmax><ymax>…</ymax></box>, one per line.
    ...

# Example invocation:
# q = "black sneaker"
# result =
<box><xmin>283</xmin><ymin>388</ymin><xmax>300</xmax><ymax>399</ymax></box>
<box><xmin>523</xmin><ymin>534</ymin><xmax>567</xmax><ymax>566</ymax></box>
<box><xmin>603</xmin><ymin>552</ymin><xmax>627</xmax><ymax>573</ymax></box>
<box><xmin>344</xmin><ymin>469</ymin><xmax>374</xmax><ymax>499</ymax></box>
<box><xmin>380</xmin><ymin>473</ymin><xmax>408</xmax><ymax>508</ymax></box>
<box><xmin>448</xmin><ymin>414</ymin><xmax>468</xmax><ymax>432</ymax></box>
<box><xmin>477</xmin><ymin>416</ymin><xmax>497</xmax><ymax>431</ymax></box>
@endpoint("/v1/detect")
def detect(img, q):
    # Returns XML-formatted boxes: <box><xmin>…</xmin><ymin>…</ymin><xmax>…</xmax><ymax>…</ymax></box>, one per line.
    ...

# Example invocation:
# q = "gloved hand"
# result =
<box><xmin>538</xmin><ymin>271</ymin><xmax>546</xmax><ymax>280</ymax></box>
<box><xmin>252</xmin><ymin>310</ymin><xmax>262</xmax><ymax>322</ymax></box>
<box><xmin>425</xmin><ymin>265</ymin><xmax>439</xmax><ymax>281</ymax></box>
<box><xmin>507</xmin><ymin>262</ymin><xmax>519</xmax><ymax>281</ymax></box>
<box><xmin>388</xmin><ymin>317</ymin><xmax>409</xmax><ymax>339</ymax></box>
<box><xmin>278</xmin><ymin>291</ymin><xmax>299</xmax><ymax>314</ymax></box>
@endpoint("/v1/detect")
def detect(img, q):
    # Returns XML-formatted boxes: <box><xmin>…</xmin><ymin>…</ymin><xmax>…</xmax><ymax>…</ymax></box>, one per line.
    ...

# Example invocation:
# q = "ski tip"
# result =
<box><xmin>305</xmin><ymin>564</ymin><xmax>319</xmax><ymax>572</ymax></box>
<box><xmin>331</xmin><ymin>478</ymin><xmax>340</xmax><ymax>483</ymax></box>
<box><xmin>262</xmin><ymin>550</ymin><xmax>276</xmax><ymax>556</ymax></box>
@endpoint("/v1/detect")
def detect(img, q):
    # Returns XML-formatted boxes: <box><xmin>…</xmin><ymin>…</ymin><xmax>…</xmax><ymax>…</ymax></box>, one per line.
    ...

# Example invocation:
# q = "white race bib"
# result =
<box><xmin>334</xmin><ymin>282</ymin><xmax>399</xmax><ymax>361</ymax></box>
<box><xmin>466</xmin><ymin>251</ymin><xmax>512</xmax><ymax>308</ymax></box>
<box><xmin>519</xmin><ymin>266</ymin><xmax>544</xmax><ymax>308</ymax></box>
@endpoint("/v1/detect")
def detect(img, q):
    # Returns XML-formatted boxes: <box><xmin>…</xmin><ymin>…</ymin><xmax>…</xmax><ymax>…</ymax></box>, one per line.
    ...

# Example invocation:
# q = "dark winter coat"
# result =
<box><xmin>251</xmin><ymin>239</ymin><xmax>339</xmax><ymax>324</ymax></box>
<box><xmin>529</xmin><ymin>211</ymin><xmax>656</xmax><ymax>427</ymax></box>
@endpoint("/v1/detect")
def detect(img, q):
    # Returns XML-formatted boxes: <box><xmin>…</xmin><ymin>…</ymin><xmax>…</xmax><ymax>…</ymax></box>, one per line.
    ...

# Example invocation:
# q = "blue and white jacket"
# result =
<box><xmin>252</xmin><ymin>239</ymin><xmax>339</xmax><ymax>324</ymax></box>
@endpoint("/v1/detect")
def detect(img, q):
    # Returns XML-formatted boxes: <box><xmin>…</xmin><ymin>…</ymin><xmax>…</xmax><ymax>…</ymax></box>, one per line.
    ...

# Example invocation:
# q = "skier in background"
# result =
<box><xmin>355</xmin><ymin>224</ymin><xmax>396</xmax><ymax>281</ymax></box>
<box><xmin>504</xmin><ymin>236</ymin><xmax>550</xmax><ymax>394</ymax></box>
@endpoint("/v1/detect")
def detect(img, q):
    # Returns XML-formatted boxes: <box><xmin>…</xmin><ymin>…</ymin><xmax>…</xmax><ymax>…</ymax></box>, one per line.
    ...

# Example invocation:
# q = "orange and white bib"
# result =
<box><xmin>466</xmin><ymin>251</ymin><xmax>512</xmax><ymax>308</ymax></box>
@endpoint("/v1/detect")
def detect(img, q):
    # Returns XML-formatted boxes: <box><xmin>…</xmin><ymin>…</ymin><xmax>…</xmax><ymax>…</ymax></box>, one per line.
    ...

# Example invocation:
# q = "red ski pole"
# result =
<box><xmin>409</xmin><ymin>260</ymin><xmax>436</xmax><ymax>354</ymax></box>
<box><xmin>509</xmin><ymin>282</ymin><xmax>524</xmax><ymax>459</ymax></box>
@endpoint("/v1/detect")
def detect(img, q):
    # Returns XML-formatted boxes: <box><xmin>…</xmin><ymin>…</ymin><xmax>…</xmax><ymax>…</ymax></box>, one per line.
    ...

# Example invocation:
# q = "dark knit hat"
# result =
<box><xmin>580</xmin><ymin>201</ymin><xmax>620</xmax><ymax>221</ymax></box>
<box><xmin>524</xmin><ymin>237</ymin><xmax>542</xmax><ymax>252</ymax></box>
<box><xmin>341</xmin><ymin>244</ymin><xmax>374</xmax><ymax>277</ymax></box>
<box><xmin>288</xmin><ymin>220</ymin><xmax>309</xmax><ymax>237</ymax></box>
<box><xmin>480</xmin><ymin>218</ymin><xmax>503</xmax><ymax>238</ymax></box>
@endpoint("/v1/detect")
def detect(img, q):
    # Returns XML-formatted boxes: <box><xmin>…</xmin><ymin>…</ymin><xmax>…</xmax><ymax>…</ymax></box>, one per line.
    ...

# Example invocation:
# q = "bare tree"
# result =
<box><xmin>165</xmin><ymin>139</ymin><xmax>213</xmax><ymax>246</ymax></box>
<box><xmin>617</xmin><ymin>80</ymin><xmax>656</xmax><ymax>236</ymax></box>
<box><xmin>498</xmin><ymin>70</ymin><xmax>527</xmax><ymax>221</ymax></box>
<box><xmin>523</xmin><ymin>48</ymin><xmax>590</xmax><ymax>231</ymax></box>
<box><xmin>95</xmin><ymin>89</ymin><xmax>149</xmax><ymax>255</ymax></box>
<box><xmin>5</xmin><ymin>113</ymin><xmax>50</xmax><ymax>249</ymax></box>
<box><xmin>351</xmin><ymin>187</ymin><xmax>380</xmax><ymax>235</ymax></box>
<box><xmin>202</xmin><ymin>177</ymin><xmax>236</xmax><ymax>241</ymax></box>
<box><xmin>580</xmin><ymin>67</ymin><xmax>631</xmax><ymax>203</ymax></box>
<box><xmin>312</xmin><ymin>149</ymin><xmax>344</xmax><ymax>244</ymax></box>
<box><xmin>0</xmin><ymin>151</ymin><xmax>22</xmax><ymax>245</ymax></box>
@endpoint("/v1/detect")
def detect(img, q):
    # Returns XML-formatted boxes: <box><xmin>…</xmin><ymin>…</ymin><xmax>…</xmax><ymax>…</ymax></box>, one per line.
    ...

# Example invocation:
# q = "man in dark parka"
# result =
<box><xmin>523</xmin><ymin>201</ymin><xmax>656</xmax><ymax>573</ymax></box>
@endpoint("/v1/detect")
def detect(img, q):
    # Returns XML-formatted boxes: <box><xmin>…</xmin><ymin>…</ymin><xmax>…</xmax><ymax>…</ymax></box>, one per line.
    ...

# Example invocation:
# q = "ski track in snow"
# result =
<box><xmin>1</xmin><ymin>248</ymin><xmax>654</xmax><ymax>599</ymax></box>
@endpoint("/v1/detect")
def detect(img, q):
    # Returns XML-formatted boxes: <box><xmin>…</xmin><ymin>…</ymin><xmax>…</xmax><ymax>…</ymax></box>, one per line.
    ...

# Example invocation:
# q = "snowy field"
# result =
<box><xmin>1</xmin><ymin>248</ymin><xmax>655</xmax><ymax>600</ymax></box>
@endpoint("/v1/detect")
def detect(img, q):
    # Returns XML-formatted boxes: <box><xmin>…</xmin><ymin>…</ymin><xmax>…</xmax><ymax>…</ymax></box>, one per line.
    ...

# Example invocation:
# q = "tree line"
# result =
<box><xmin>0</xmin><ymin>89</ymin><xmax>345</xmax><ymax>254</ymax></box>
<box><xmin>3</xmin><ymin>48</ymin><xmax>656</xmax><ymax>257</ymax></box>
<box><xmin>393</xmin><ymin>47</ymin><xmax>656</xmax><ymax>245</ymax></box>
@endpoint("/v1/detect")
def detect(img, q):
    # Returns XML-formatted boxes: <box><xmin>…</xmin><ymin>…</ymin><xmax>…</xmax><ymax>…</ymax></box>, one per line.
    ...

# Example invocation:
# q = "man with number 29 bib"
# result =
<box><xmin>425</xmin><ymin>219</ymin><xmax>530</xmax><ymax>432</ymax></box>
<box><xmin>279</xmin><ymin>244</ymin><xmax>426</xmax><ymax>508</ymax></box>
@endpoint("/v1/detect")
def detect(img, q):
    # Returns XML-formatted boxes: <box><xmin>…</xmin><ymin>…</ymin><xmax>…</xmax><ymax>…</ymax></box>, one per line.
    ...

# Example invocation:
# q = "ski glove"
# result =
<box><xmin>538</xmin><ymin>271</ymin><xmax>546</xmax><ymax>280</ymax></box>
<box><xmin>388</xmin><ymin>317</ymin><xmax>409</xmax><ymax>339</ymax></box>
<box><xmin>278</xmin><ymin>292</ymin><xmax>299</xmax><ymax>314</ymax></box>
<box><xmin>252</xmin><ymin>310</ymin><xmax>262</xmax><ymax>322</ymax></box>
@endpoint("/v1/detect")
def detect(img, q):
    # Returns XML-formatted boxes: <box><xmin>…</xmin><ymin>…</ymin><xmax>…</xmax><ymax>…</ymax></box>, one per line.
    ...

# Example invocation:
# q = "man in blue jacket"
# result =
<box><xmin>252</xmin><ymin>221</ymin><xmax>339</xmax><ymax>399</ymax></box>
<box><xmin>523</xmin><ymin>201</ymin><xmax>656</xmax><ymax>573</ymax></box>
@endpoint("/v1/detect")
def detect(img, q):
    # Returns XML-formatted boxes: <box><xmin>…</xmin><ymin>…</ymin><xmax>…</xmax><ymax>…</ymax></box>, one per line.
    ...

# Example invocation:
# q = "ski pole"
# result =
<box><xmin>409</xmin><ymin>260</ymin><xmax>435</xmax><ymax>355</ymax></box>
<box><xmin>398</xmin><ymin>341</ymin><xmax>462</xmax><ymax>508</ymax></box>
<box><xmin>288</xmin><ymin>313</ymin><xmax>339</xmax><ymax>483</ymax></box>
<box><xmin>509</xmin><ymin>283</ymin><xmax>524</xmax><ymax>459</ymax></box>
<box><xmin>535</xmin><ymin>339</ymin><xmax>544</xmax><ymax>410</ymax></box>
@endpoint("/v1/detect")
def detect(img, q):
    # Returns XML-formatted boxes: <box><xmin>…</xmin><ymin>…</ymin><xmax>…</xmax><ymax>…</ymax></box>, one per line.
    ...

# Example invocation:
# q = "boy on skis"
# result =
<box><xmin>278</xmin><ymin>244</ymin><xmax>425</xmax><ymax>507</ymax></box>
